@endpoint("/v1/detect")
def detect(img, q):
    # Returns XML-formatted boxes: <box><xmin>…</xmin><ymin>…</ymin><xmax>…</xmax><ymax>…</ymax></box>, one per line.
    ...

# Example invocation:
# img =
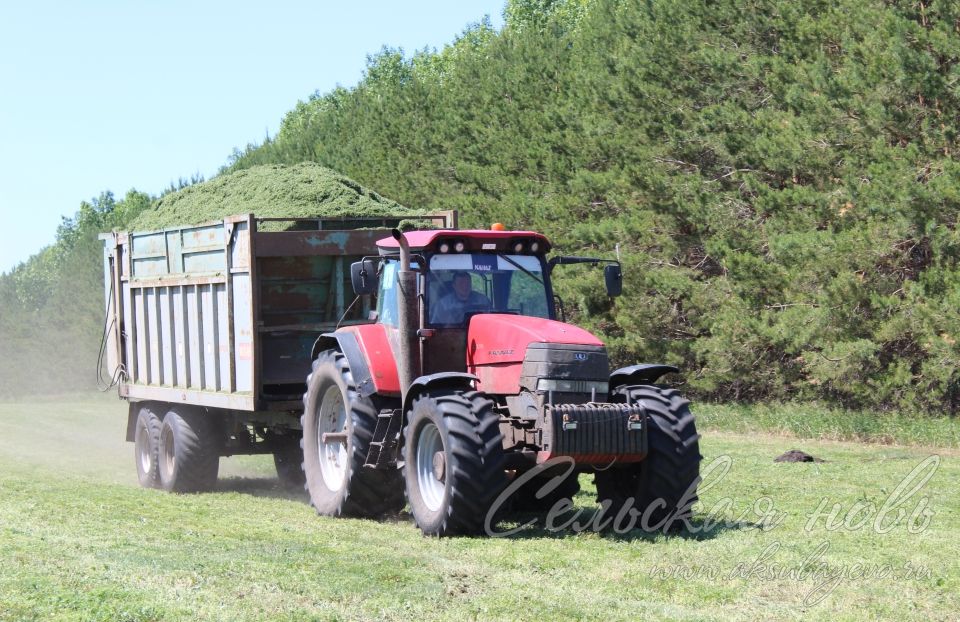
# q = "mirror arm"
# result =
<box><xmin>548</xmin><ymin>255</ymin><xmax>619</xmax><ymax>273</ymax></box>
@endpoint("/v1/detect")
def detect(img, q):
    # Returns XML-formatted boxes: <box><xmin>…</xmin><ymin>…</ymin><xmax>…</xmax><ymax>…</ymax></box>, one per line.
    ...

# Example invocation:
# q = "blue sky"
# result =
<box><xmin>0</xmin><ymin>0</ymin><xmax>506</xmax><ymax>274</ymax></box>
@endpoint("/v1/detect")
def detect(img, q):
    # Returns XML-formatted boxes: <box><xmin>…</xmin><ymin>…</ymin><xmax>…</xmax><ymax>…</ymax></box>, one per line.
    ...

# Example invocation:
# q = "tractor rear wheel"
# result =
<box><xmin>157</xmin><ymin>407</ymin><xmax>221</xmax><ymax>493</ymax></box>
<box><xmin>134</xmin><ymin>405</ymin><xmax>162</xmax><ymax>488</ymax></box>
<box><xmin>594</xmin><ymin>385</ymin><xmax>701</xmax><ymax>531</ymax></box>
<box><xmin>402</xmin><ymin>389</ymin><xmax>506</xmax><ymax>536</ymax></box>
<box><xmin>301</xmin><ymin>350</ymin><xmax>404</xmax><ymax>517</ymax></box>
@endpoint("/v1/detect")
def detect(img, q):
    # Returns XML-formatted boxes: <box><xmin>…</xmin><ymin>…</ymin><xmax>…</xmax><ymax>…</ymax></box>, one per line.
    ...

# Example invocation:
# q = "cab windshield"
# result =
<box><xmin>427</xmin><ymin>253</ymin><xmax>550</xmax><ymax>327</ymax></box>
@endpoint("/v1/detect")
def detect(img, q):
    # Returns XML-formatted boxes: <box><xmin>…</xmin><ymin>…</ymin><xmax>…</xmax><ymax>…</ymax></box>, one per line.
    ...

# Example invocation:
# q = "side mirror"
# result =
<box><xmin>351</xmin><ymin>259</ymin><xmax>379</xmax><ymax>296</ymax></box>
<box><xmin>604</xmin><ymin>264</ymin><xmax>622</xmax><ymax>297</ymax></box>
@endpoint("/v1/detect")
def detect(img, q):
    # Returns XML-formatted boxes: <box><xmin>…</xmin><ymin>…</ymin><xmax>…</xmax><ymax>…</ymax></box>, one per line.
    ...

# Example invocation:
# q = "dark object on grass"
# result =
<box><xmin>774</xmin><ymin>449</ymin><xmax>825</xmax><ymax>463</ymax></box>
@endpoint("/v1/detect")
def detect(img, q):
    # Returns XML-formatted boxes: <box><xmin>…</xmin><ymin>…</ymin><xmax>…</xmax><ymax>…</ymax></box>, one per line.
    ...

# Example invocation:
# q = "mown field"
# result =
<box><xmin>0</xmin><ymin>394</ymin><xmax>957</xmax><ymax>621</ymax></box>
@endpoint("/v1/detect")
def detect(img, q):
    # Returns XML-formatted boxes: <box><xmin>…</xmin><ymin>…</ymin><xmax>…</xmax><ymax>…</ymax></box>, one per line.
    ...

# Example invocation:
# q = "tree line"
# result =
<box><xmin>4</xmin><ymin>0</ymin><xmax>959</xmax><ymax>415</ymax></box>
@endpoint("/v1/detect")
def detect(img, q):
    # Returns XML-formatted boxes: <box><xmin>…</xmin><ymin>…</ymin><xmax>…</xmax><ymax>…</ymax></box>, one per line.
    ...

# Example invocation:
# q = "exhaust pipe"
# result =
<box><xmin>391</xmin><ymin>229</ymin><xmax>421</xmax><ymax>397</ymax></box>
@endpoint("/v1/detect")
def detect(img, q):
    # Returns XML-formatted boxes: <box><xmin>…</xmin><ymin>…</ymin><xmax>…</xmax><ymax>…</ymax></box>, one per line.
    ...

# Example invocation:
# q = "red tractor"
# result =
<box><xmin>302</xmin><ymin>227</ymin><xmax>701</xmax><ymax>536</ymax></box>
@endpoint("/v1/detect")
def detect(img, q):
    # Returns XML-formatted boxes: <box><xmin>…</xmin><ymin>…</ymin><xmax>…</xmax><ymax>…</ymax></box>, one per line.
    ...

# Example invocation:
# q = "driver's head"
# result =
<box><xmin>452</xmin><ymin>272</ymin><xmax>472</xmax><ymax>301</ymax></box>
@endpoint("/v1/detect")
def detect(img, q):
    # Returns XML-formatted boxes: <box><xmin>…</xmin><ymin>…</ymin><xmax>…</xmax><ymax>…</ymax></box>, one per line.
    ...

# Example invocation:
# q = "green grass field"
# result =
<box><xmin>0</xmin><ymin>394</ymin><xmax>957</xmax><ymax>621</ymax></box>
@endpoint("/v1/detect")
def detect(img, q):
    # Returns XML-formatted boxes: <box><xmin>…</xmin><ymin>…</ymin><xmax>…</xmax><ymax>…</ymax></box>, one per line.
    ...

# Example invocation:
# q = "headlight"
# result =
<box><xmin>439</xmin><ymin>242</ymin><xmax>450</xmax><ymax>253</ymax></box>
<box><xmin>536</xmin><ymin>379</ymin><xmax>609</xmax><ymax>393</ymax></box>
<box><xmin>454</xmin><ymin>240</ymin><xmax>466</xmax><ymax>252</ymax></box>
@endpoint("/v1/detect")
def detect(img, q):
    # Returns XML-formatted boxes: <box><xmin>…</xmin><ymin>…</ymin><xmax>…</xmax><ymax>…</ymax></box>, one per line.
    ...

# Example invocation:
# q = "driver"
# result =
<box><xmin>431</xmin><ymin>271</ymin><xmax>491</xmax><ymax>325</ymax></box>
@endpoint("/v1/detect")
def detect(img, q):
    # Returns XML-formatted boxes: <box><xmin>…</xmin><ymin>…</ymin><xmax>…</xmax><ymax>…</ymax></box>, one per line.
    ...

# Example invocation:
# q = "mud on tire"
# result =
<box><xmin>301</xmin><ymin>350</ymin><xmax>404</xmax><ymax>517</ymax></box>
<box><xmin>402</xmin><ymin>389</ymin><xmax>506</xmax><ymax>536</ymax></box>
<box><xmin>594</xmin><ymin>385</ymin><xmax>702</xmax><ymax>531</ymax></box>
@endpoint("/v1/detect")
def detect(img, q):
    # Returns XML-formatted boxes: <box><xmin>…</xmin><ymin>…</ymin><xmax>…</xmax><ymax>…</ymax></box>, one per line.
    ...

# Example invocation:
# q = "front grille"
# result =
<box><xmin>520</xmin><ymin>343</ymin><xmax>609</xmax><ymax>392</ymax></box>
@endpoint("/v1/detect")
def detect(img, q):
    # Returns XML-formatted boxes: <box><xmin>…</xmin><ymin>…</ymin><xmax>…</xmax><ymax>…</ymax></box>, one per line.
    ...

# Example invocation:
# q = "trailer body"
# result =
<box><xmin>101</xmin><ymin>212</ymin><xmax>454</xmax><ymax>439</ymax></box>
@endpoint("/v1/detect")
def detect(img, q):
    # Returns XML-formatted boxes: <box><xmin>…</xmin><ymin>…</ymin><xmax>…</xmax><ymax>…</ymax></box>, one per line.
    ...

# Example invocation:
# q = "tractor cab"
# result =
<box><xmin>369</xmin><ymin>229</ymin><xmax>560</xmax><ymax>377</ymax></box>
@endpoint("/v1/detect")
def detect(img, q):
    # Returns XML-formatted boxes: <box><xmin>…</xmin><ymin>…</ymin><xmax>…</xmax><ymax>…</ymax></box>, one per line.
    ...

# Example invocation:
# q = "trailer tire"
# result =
<box><xmin>273</xmin><ymin>440</ymin><xmax>306</xmax><ymax>488</ymax></box>
<box><xmin>157</xmin><ymin>407</ymin><xmax>220</xmax><ymax>493</ymax></box>
<box><xmin>301</xmin><ymin>350</ymin><xmax>404</xmax><ymax>518</ymax></box>
<box><xmin>134</xmin><ymin>406</ymin><xmax>162</xmax><ymax>488</ymax></box>
<box><xmin>403</xmin><ymin>389</ymin><xmax>506</xmax><ymax>536</ymax></box>
<box><xmin>594</xmin><ymin>385</ymin><xmax>701</xmax><ymax>532</ymax></box>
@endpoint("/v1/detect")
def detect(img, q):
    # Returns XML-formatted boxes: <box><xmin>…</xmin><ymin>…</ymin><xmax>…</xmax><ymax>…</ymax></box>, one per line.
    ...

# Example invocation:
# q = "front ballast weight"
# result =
<box><xmin>542</xmin><ymin>402</ymin><xmax>648</xmax><ymax>462</ymax></box>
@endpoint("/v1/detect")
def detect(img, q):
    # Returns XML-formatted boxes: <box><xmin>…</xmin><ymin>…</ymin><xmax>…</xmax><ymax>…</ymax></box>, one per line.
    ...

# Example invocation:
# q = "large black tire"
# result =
<box><xmin>273</xmin><ymin>438</ymin><xmax>306</xmax><ymax>488</ymax></box>
<box><xmin>134</xmin><ymin>405</ymin><xmax>162</xmax><ymax>489</ymax></box>
<box><xmin>402</xmin><ymin>389</ymin><xmax>506</xmax><ymax>536</ymax></box>
<box><xmin>595</xmin><ymin>385</ymin><xmax>702</xmax><ymax>532</ymax></box>
<box><xmin>157</xmin><ymin>407</ymin><xmax>221</xmax><ymax>493</ymax></box>
<box><xmin>301</xmin><ymin>350</ymin><xmax>404</xmax><ymax>517</ymax></box>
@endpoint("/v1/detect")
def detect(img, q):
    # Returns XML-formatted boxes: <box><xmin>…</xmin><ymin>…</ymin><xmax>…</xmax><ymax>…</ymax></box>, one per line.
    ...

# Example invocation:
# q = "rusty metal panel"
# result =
<box><xmin>216</xmin><ymin>284</ymin><xmax>230</xmax><ymax>392</ymax></box>
<box><xmin>254</xmin><ymin>229</ymin><xmax>392</xmax><ymax>257</ymax></box>
<box><xmin>146</xmin><ymin>288</ymin><xmax>161</xmax><ymax>385</ymax></box>
<box><xmin>171</xmin><ymin>286</ymin><xmax>186</xmax><ymax>387</ymax></box>
<box><xmin>182</xmin><ymin>224</ymin><xmax>225</xmax><ymax>250</ymax></box>
<box><xmin>134</xmin><ymin>289</ymin><xmax>148</xmax><ymax>383</ymax></box>
<box><xmin>201</xmin><ymin>284</ymin><xmax>218</xmax><ymax>391</ymax></box>
<box><xmin>186</xmin><ymin>285</ymin><xmax>202</xmax><ymax>389</ymax></box>
<box><xmin>231</xmin><ymin>221</ymin><xmax>250</xmax><ymax>269</ymax></box>
<box><xmin>160</xmin><ymin>287</ymin><xmax>174</xmax><ymax>386</ymax></box>
<box><xmin>125</xmin><ymin>385</ymin><xmax>255</xmax><ymax>411</ymax></box>
<box><xmin>164</xmin><ymin>230</ymin><xmax>183</xmax><ymax>274</ymax></box>
<box><xmin>131</xmin><ymin>232</ymin><xmax>169</xmax><ymax>278</ymax></box>
<box><xmin>183</xmin><ymin>250</ymin><xmax>226</xmax><ymax>274</ymax></box>
<box><xmin>232</xmin><ymin>273</ymin><xmax>254</xmax><ymax>393</ymax></box>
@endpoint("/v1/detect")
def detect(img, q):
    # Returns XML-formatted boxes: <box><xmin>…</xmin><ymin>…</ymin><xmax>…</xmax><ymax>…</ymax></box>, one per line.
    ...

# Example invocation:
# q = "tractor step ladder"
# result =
<box><xmin>364</xmin><ymin>409</ymin><xmax>402</xmax><ymax>468</ymax></box>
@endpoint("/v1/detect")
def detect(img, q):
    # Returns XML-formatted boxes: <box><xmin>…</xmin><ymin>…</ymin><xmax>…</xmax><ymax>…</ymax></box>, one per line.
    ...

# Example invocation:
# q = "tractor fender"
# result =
<box><xmin>310</xmin><ymin>331</ymin><xmax>377</xmax><ymax>398</ymax></box>
<box><xmin>609</xmin><ymin>364</ymin><xmax>680</xmax><ymax>389</ymax></box>
<box><xmin>402</xmin><ymin>372</ymin><xmax>479</xmax><ymax>416</ymax></box>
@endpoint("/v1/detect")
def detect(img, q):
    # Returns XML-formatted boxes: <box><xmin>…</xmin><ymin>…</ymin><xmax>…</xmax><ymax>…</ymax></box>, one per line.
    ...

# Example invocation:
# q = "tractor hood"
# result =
<box><xmin>467</xmin><ymin>314</ymin><xmax>603</xmax><ymax>367</ymax></box>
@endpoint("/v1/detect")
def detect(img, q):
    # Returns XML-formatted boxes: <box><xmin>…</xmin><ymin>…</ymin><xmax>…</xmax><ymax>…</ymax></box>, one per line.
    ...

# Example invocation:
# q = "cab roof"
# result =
<box><xmin>376</xmin><ymin>229</ymin><xmax>552</xmax><ymax>253</ymax></box>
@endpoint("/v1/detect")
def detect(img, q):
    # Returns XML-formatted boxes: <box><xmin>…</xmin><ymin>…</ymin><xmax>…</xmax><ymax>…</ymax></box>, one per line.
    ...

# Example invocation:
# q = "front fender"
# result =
<box><xmin>610</xmin><ymin>364</ymin><xmax>679</xmax><ymax>389</ymax></box>
<box><xmin>402</xmin><ymin>372</ymin><xmax>479</xmax><ymax>415</ymax></box>
<box><xmin>310</xmin><ymin>331</ymin><xmax>377</xmax><ymax>398</ymax></box>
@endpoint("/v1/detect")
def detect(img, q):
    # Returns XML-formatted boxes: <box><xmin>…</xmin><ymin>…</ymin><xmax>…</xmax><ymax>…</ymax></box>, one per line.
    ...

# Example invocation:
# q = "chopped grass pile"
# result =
<box><xmin>130</xmin><ymin>163</ymin><xmax>429</xmax><ymax>231</ymax></box>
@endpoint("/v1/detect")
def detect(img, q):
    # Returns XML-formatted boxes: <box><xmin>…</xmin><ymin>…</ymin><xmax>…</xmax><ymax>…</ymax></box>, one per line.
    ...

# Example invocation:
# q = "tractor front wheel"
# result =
<box><xmin>594</xmin><ymin>385</ymin><xmax>702</xmax><ymax>532</ymax></box>
<box><xmin>403</xmin><ymin>389</ymin><xmax>506</xmax><ymax>536</ymax></box>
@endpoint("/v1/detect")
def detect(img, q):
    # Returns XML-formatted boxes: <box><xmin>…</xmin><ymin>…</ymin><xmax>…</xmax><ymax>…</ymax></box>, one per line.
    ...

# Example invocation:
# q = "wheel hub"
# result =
<box><xmin>432</xmin><ymin>451</ymin><xmax>446</xmax><ymax>482</ymax></box>
<box><xmin>317</xmin><ymin>385</ymin><xmax>348</xmax><ymax>491</ymax></box>
<box><xmin>415</xmin><ymin>421</ymin><xmax>447</xmax><ymax>512</ymax></box>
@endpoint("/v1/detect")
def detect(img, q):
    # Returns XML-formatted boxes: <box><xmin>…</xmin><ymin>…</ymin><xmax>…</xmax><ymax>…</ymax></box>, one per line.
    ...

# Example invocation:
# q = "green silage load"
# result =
<box><xmin>130</xmin><ymin>163</ymin><xmax>428</xmax><ymax>231</ymax></box>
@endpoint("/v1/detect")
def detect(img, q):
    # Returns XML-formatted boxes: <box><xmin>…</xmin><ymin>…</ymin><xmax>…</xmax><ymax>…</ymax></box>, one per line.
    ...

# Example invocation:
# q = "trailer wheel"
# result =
<box><xmin>301</xmin><ymin>350</ymin><xmax>404</xmax><ymax>517</ymax></box>
<box><xmin>594</xmin><ymin>385</ymin><xmax>701</xmax><ymax>532</ymax></box>
<box><xmin>157</xmin><ymin>407</ymin><xmax>220</xmax><ymax>493</ymax></box>
<box><xmin>134</xmin><ymin>406</ymin><xmax>162</xmax><ymax>488</ymax></box>
<box><xmin>402</xmin><ymin>389</ymin><xmax>506</xmax><ymax>536</ymax></box>
<box><xmin>273</xmin><ymin>440</ymin><xmax>306</xmax><ymax>488</ymax></box>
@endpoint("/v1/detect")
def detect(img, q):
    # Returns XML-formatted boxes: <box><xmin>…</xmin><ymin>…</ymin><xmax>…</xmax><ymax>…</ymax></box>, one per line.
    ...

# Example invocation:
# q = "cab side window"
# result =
<box><xmin>377</xmin><ymin>260</ymin><xmax>399</xmax><ymax>326</ymax></box>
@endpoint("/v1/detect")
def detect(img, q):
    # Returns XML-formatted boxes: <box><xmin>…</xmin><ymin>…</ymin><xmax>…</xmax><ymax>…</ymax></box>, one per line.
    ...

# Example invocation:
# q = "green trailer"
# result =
<box><xmin>100</xmin><ymin>211</ymin><xmax>454</xmax><ymax>491</ymax></box>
